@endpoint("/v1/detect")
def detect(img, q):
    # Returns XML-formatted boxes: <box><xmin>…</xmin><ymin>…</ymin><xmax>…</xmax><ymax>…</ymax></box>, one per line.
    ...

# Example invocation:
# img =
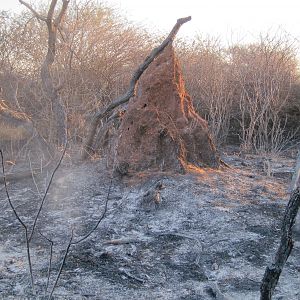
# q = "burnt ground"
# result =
<box><xmin>0</xmin><ymin>149</ymin><xmax>299</xmax><ymax>299</ymax></box>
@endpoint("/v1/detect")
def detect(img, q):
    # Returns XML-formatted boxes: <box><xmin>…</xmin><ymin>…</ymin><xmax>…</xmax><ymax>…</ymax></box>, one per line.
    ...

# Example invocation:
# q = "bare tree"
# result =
<box><xmin>19</xmin><ymin>0</ymin><xmax>70</xmax><ymax>145</ymax></box>
<box><xmin>1</xmin><ymin>2</ymin><xmax>155</xmax><ymax>144</ymax></box>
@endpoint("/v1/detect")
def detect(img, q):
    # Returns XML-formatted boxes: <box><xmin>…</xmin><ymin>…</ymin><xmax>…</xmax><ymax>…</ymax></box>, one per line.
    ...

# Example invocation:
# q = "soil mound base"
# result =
<box><xmin>112</xmin><ymin>44</ymin><xmax>219</xmax><ymax>174</ymax></box>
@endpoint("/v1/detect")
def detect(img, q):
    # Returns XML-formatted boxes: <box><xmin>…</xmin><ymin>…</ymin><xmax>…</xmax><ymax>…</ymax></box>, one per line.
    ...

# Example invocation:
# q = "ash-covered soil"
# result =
<box><xmin>0</xmin><ymin>150</ymin><xmax>299</xmax><ymax>299</ymax></box>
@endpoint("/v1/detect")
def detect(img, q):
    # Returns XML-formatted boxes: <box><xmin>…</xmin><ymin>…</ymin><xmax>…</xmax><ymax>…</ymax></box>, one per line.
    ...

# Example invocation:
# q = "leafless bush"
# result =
<box><xmin>1</xmin><ymin>1</ymin><xmax>299</xmax><ymax>154</ymax></box>
<box><xmin>52</xmin><ymin>1</ymin><xmax>154</xmax><ymax>143</ymax></box>
<box><xmin>229</xmin><ymin>34</ymin><xmax>298</xmax><ymax>154</ymax></box>
<box><xmin>179</xmin><ymin>33</ymin><xmax>299</xmax><ymax>152</ymax></box>
<box><xmin>1</xmin><ymin>144</ymin><xmax>112</xmax><ymax>297</ymax></box>
<box><xmin>179</xmin><ymin>37</ymin><xmax>235</xmax><ymax>146</ymax></box>
<box><xmin>1</xmin><ymin>1</ymin><xmax>154</xmax><ymax>146</ymax></box>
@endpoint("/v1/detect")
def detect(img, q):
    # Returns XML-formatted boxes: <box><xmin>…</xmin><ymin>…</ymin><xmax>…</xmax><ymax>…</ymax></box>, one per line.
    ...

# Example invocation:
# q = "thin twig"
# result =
<box><xmin>19</xmin><ymin>0</ymin><xmax>47</xmax><ymax>21</ymax></box>
<box><xmin>48</xmin><ymin>230</ymin><xmax>73</xmax><ymax>299</ymax></box>
<box><xmin>29</xmin><ymin>142</ymin><xmax>67</xmax><ymax>241</ymax></box>
<box><xmin>38</xmin><ymin>230</ymin><xmax>54</xmax><ymax>295</ymax></box>
<box><xmin>25</xmin><ymin>230</ymin><xmax>35</xmax><ymax>293</ymax></box>
<box><xmin>71</xmin><ymin>179</ymin><xmax>112</xmax><ymax>245</ymax></box>
<box><xmin>46</xmin><ymin>179</ymin><xmax>112</xmax><ymax>297</ymax></box>
<box><xmin>28</xmin><ymin>153</ymin><xmax>42</xmax><ymax>198</ymax></box>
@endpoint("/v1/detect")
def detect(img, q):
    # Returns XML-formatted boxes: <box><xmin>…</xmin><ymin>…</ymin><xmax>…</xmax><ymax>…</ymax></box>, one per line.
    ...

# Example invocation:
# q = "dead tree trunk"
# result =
<box><xmin>82</xmin><ymin>16</ymin><xmax>191</xmax><ymax>159</ymax></box>
<box><xmin>260</xmin><ymin>151</ymin><xmax>300</xmax><ymax>299</ymax></box>
<box><xmin>291</xmin><ymin>150</ymin><xmax>300</xmax><ymax>191</ymax></box>
<box><xmin>19</xmin><ymin>0</ymin><xmax>69</xmax><ymax>145</ymax></box>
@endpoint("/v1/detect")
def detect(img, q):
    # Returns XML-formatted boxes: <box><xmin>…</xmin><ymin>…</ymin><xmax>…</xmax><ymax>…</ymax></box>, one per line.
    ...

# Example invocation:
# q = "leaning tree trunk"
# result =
<box><xmin>20</xmin><ymin>0</ymin><xmax>69</xmax><ymax>145</ymax></box>
<box><xmin>260</xmin><ymin>150</ymin><xmax>300</xmax><ymax>299</ymax></box>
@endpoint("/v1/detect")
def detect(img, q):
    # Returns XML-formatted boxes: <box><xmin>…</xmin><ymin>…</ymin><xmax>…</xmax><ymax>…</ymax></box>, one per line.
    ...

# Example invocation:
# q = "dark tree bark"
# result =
<box><xmin>291</xmin><ymin>150</ymin><xmax>300</xmax><ymax>191</ymax></box>
<box><xmin>82</xmin><ymin>16</ymin><xmax>191</xmax><ymax>159</ymax></box>
<box><xmin>19</xmin><ymin>0</ymin><xmax>69</xmax><ymax>145</ymax></box>
<box><xmin>260</xmin><ymin>151</ymin><xmax>300</xmax><ymax>300</ymax></box>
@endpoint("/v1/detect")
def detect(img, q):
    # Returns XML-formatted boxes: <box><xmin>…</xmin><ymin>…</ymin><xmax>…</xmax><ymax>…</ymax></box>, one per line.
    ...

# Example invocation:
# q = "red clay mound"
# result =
<box><xmin>112</xmin><ymin>44</ymin><xmax>219</xmax><ymax>174</ymax></box>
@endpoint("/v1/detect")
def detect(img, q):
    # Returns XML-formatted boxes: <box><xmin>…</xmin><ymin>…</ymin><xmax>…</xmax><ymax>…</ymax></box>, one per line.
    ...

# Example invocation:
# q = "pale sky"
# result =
<box><xmin>1</xmin><ymin>0</ymin><xmax>300</xmax><ymax>44</ymax></box>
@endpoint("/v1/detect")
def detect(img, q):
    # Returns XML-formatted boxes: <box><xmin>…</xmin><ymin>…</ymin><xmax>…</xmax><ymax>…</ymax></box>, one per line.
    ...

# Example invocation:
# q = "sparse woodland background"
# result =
<box><xmin>1</xmin><ymin>0</ymin><xmax>300</xmax><ymax>155</ymax></box>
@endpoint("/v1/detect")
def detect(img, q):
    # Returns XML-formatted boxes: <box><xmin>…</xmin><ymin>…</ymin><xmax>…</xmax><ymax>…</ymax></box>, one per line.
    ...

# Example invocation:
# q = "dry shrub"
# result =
<box><xmin>54</xmin><ymin>2</ymin><xmax>154</xmax><ymax>142</ymax></box>
<box><xmin>229</xmin><ymin>34</ymin><xmax>299</xmax><ymax>154</ymax></box>
<box><xmin>179</xmin><ymin>37</ymin><xmax>235</xmax><ymax>146</ymax></box>
<box><xmin>0</xmin><ymin>2</ymin><xmax>299</xmax><ymax>154</ymax></box>
<box><xmin>179</xmin><ymin>33</ymin><xmax>299</xmax><ymax>153</ymax></box>
<box><xmin>0</xmin><ymin>1</ymin><xmax>154</xmax><ymax>145</ymax></box>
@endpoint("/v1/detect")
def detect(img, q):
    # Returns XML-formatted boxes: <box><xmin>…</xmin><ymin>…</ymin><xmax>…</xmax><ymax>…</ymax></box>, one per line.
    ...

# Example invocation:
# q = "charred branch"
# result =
<box><xmin>260</xmin><ymin>154</ymin><xmax>300</xmax><ymax>300</ymax></box>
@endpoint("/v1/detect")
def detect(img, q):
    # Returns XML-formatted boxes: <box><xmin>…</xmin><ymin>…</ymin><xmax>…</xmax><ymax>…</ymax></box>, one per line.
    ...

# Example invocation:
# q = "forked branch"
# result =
<box><xmin>29</xmin><ymin>142</ymin><xmax>67</xmax><ymax>241</ymax></box>
<box><xmin>47</xmin><ymin>179</ymin><xmax>112</xmax><ymax>298</ymax></box>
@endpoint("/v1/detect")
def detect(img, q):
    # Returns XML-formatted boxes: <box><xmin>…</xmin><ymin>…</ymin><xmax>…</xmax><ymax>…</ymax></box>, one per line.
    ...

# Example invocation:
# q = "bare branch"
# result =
<box><xmin>29</xmin><ymin>142</ymin><xmax>68</xmax><ymax>241</ymax></box>
<box><xmin>45</xmin><ymin>179</ymin><xmax>112</xmax><ymax>296</ymax></box>
<box><xmin>260</xmin><ymin>188</ymin><xmax>300</xmax><ymax>299</ymax></box>
<box><xmin>71</xmin><ymin>179</ymin><xmax>112</xmax><ymax>245</ymax></box>
<box><xmin>47</xmin><ymin>0</ymin><xmax>58</xmax><ymax>22</ymax></box>
<box><xmin>54</xmin><ymin>0</ymin><xmax>70</xmax><ymax>27</ymax></box>
<box><xmin>25</xmin><ymin>230</ymin><xmax>35</xmax><ymax>293</ymax></box>
<box><xmin>261</xmin><ymin>153</ymin><xmax>300</xmax><ymax>299</ymax></box>
<box><xmin>166</xmin><ymin>16</ymin><xmax>192</xmax><ymax>42</ymax></box>
<box><xmin>21</xmin><ymin>0</ymin><xmax>68</xmax><ymax>145</ymax></box>
<box><xmin>48</xmin><ymin>231</ymin><xmax>73</xmax><ymax>299</ymax></box>
<box><xmin>38</xmin><ymin>230</ymin><xmax>54</xmax><ymax>295</ymax></box>
<box><xmin>18</xmin><ymin>0</ymin><xmax>47</xmax><ymax>22</ymax></box>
